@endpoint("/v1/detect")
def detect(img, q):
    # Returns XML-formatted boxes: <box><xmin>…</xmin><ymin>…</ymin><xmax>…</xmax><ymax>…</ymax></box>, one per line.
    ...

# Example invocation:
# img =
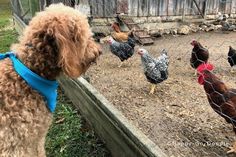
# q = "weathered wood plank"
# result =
<box><xmin>59</xmin><ymin>76</ymin><xmax>167</xmax><ymax>157</ymax></box>
<box><xmin>97</xmin><ymin>0</ymin><xmax>104</xmax><ymax>17</ymax></box>
<box><xmin>117</xmin><ymin>0</ymin><xmax>128</xmax><ymax>14</ymax></box>
<box><xmin>225</xmin><ymin>0</ymin><xmax>232</xmax><ymax>14</ymax></box>
<box><xmin>89</xmin><ymin>0</ymin><xmax>104</xmax><ymax>17</ymax></box>
<box><xmin>232</xmin><ymin>0</ymin><xmax>236</xmax><ymax>14</ymax></box>
<box><xmin>13</xmin><ymin>13</ymin><xmax>27</xmax><ymax>35</ymax></box>
<box><xmin>104</xmin><ymin>0</ymin><xmax>116</xmax><ymax>17</ymax></box>
<box><xmin>159</xmin><ymin>0</ymin><xmax>167</xmax><ymax>16</ymax></box>
<box><xmin>175</xmin><ymin>0</ymin><xmax>183</xmax><ymax>16</ymax></box>
<box><xmin>89</xmin><ymin>0</ymin><xmax>98</xmax><ymax>16</ymax></box>
<box><xmin>138</xmin><ymin>0</ymin><xmax>149</xmax><ymax>16</ymax></box>
<box><xmin>149</xmin><ymin>0</ymin><xmax>158</xmax><ymax>16</ymax></box>
<box><xmin>219</xmin><ymin>0</ymin><xmax>226</xmax><ymax>13</ymax></box>
<box><xmin>167</xmin><ymin>0</ymin><xmax>174</xmax><ymax>16</ymax></box>
<box><xmin>89</xmin><ymin>0</ymin><xmax>236</xmax><ymax>17</ymax></box>
<box><xmin>128</xmin><ymin>0</ymin><xmax>138</xmax><ymax>16</ymax></box>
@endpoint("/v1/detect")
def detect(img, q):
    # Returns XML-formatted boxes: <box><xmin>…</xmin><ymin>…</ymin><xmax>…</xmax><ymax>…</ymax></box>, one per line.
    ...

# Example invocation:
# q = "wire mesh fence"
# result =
<box><xmin>10</xmin><ymin>0</ymin><xmax>39</xmax><ymax>24</ymax></box>
<box><xmin>9</xmin><ymin>0</ymin><xmax>236</xmax><ymax>157</ymax></box>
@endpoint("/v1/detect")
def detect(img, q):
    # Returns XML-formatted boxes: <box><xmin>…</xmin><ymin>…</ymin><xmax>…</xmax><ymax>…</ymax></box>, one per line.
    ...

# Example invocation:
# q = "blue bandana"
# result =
<box><xmin>0</xmin><ymin>52</ymin><xmax>58</xmax><ymax>112</ymax></box>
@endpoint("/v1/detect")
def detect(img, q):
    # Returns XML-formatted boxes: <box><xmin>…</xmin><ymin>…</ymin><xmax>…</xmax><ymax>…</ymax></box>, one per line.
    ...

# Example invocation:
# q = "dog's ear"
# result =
<box><xmin>52</xmin><ymin>22</ymin><xmax>88</xmax><ymax>78</ymax></box>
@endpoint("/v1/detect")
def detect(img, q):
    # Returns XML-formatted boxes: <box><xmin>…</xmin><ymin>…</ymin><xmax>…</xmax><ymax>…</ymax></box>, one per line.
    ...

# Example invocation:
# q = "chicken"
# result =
<box><xmin>220</xmin><ymin>21</ymin><xmax>236</xmax><ymax>31</ymax></box>
<box><xmin>108</xmin><ymin>36</ymin><xmax>135</xmax><ymax>67</ymax></box>
<box><xmin>228</xmin><ymin>46</ymin><xmax>236</xmax><ymax>73</ymax></box>
<box><xmin>218</xmin><ymin>14</ymin><xmax>236</xmax><ymax>32</ymax></box>
<box><xmin>216</xmin><ymin>12</ymin><xmax>224</xmax><ymax>22</ymax></box>
<box><xmin>110</xmin><ymin>22</ymin><xmax>134</xmax><ymax>42</ymax></box>
<box><xmin>197</xmin><ymin>63</ymin><xmax>236</xmax><ymax>154</ymax></box>
<box><xmin>190</xmin><ymin>39</ymin><xmax>209</xmax><ymax>75</ymax></box>
<box><xmin>138</xmin><ymin>48</ymin><xmax>169</xmax><ymax>94</ymax></box>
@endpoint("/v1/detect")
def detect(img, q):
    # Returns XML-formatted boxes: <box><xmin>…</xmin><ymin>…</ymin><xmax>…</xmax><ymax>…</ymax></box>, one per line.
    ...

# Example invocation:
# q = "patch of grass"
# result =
<box><xmin>0</xmin><ymin>2</ymin><xmax>11</xmax><ymax>29</ymax></box>
<box><xmin>0</xmin><ymin>18</ymin><xmax>10</xmax><ymax>29</ymax></box>
<box><xmin>0</xmin><ymin>29</ymin><xmax>18</xmax><ymax>52</ymax></box>
<box><xmin>0</xmin><ymin>2</ymin><xmax>16</xmax><ymax>53</ymax></box>
<box><xmin>0</xmin><ymin>3</ymin><xmax>11</xmax><ymax>17</ymax></box>
<box><xmin>46</xmin><ymin>90</ymin><xmax>110</xmax><ymax>157</ymax></box>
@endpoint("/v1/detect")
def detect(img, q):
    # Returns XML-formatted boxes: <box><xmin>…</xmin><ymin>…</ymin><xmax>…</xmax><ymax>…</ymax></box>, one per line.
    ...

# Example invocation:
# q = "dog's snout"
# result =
<box><xmin>98</xmin><ymin>49</ymin><xmax>102</xmax><ymax>55</ymax></box>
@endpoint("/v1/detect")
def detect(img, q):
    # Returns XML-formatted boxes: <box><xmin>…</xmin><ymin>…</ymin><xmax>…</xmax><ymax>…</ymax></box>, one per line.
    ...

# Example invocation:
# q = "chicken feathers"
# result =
<box><xmin>190</xmin><ymin>40</ymin><xmax>209</xmax><ymax>69</ymax></box>
<box><xmin>138</xmin><ymin>48</ymin><xmax>169</xmax><ymax>84</ymax></box>
<box><xmin>108</xmin><ymin>37</ymin><xmax>135</xmax><ymax>62</ymax></box>
<box><xmin>228</xmin><ymin>46</ymin><xmax>236</xmax><ymax>67</ymax></box>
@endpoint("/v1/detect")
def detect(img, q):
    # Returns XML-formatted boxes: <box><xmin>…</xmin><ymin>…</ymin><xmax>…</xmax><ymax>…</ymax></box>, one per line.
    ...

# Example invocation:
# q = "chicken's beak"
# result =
<box><xmin>137</xmin><ymin>49</ymin><xmax>142</xmax><ymax>55</ymax></box>
<box><xmin>110</xmin><ymin>24</ymin><xmax>114</xmax><ymax>30</ymax></box>
<box><xmin>190</xmin><ymin>41</ymin><xmax>194</xmax><ymax>46</ymax></box>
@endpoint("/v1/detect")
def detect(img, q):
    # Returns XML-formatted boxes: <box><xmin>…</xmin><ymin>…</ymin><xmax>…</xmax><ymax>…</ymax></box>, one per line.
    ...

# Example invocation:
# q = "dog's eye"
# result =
<box><xmin>72</xmin><ymin>36</ymin><xmax>76</xmax><ymax>42</ymax></box>
<box><xmin>89</xmin><ymin>58</ymin><xmax>97</xmax><ymax>65</ymax></box>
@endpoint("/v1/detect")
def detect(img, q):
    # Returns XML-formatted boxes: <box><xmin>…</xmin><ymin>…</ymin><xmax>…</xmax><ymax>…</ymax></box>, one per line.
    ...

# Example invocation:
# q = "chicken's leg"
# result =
<box><xmin>230</xmin><ymin>66</ymin><xmax>236</xmax><ymax>73</ymax></box>
<box><xmin>118</xmin><ymin>62</ymin><xmax>123</xmax><ymax>68</ymax></box>
<box><xmin>194</xmin><ymin>69</ymin><xmax>197</xmax><ymax>76</ymax></box>
<box><xmin>227</xmin><ymin>141</ymin><xmax>236</xmax><ymax>154</ymax></box>
<box><xmin>149</xmin><ymin>84</ymin><xmax>156</xmax><ymax>94</ymax></box>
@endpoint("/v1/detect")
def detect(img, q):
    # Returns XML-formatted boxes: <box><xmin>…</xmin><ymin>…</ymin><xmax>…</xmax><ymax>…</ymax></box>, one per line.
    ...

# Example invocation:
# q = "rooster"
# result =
<box><xmin>190</xmin><ymin>39</ymin><xmax>209</xmax><ymax>75</ymax></box>
<box><xmin>197</xmin><ymin>63</ymin><xmax>236</xmax><ymax>154</ymax></box>
<box><xmin>228</xmin><ymin>46</ymin><xmax>236</xmax><ymax>73</ymax></box>
<box><xmin>138</xmin><ymin>48</ymin><xmax>169</xmax><ymax>94</ymax></box>
<box><xmin>111</xmin><ymin>22</ymin><xmax>134</xmax><ymax>42</ymax></box>
<box><xmin>108</xmin><ymin>36</ymin><xmax>135</xmax><ymax>67</ymax></box>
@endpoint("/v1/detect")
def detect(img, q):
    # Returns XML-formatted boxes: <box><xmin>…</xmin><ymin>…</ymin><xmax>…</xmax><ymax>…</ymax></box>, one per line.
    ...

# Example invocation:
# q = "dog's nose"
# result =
<box><xmin>98</xmin><ymin>49</ymin><xmax>102</xmax><ymax>55</ymax></box>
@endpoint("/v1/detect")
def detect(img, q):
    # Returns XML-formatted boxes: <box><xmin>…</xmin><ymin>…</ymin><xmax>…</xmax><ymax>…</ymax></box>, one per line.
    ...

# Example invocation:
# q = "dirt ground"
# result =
<box><xmin>86</xmin><ymin>31</ymin><xmax>236</xmax><ymax>157</ymax></box>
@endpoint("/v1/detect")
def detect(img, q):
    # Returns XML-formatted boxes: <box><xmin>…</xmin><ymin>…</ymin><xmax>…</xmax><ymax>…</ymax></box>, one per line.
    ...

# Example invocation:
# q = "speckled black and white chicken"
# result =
<box><xmin>138</xmin><ymin>48</ymin><xmax>169</xmax><ymax>94</ymax></box>
<box><xmin>108</xmin><ymin>36</ymin><xmax>135</xmax><ymax>67</ymax></box>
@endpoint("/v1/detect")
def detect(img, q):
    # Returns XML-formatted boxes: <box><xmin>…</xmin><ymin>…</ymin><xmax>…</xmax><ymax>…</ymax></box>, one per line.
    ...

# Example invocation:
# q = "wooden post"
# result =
<box><xmin>203</xmin><ymin>0</ymin><xmax>208</xmax><ymax>17</ymax></box>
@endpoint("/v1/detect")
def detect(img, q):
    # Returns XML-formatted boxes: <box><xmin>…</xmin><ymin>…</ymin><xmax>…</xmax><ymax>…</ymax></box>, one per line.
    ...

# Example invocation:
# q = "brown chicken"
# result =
<box><xmin>111</xmin><ymin>22</ymin><xmax>134</xmax><ymax>42</ymax></box>
<box><xmin>197</xmin><ymin>63</ymin><xmax>236</xmax><ymax>154</ymax></box>
<box><xmin>190</xmin><ymin>40</ymin><xmax>209</xmax><ymax>75</ymax></box>
<box><xmin>228</xmin><ymin>46</ymin><xmax>236</xmax><ymax>73</ymax></box>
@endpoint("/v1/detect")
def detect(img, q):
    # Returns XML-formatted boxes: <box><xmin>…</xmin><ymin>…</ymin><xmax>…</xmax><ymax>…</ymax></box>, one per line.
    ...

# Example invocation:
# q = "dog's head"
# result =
<box><xmin>17</xmin><ymin>3</ymin><xmax>101</xmax><ymax>78</ymax></box>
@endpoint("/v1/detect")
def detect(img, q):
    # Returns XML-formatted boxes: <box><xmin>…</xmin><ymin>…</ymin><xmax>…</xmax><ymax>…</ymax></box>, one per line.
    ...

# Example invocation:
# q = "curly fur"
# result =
<box><xmin>0</xmin><ymin>3</ymin><xmax>101</xmax><ymax>157</ymax></box>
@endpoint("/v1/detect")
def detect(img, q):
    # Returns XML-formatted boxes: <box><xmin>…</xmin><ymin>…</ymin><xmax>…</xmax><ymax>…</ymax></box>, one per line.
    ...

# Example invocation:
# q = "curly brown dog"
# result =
<box><xmin>0</xmin><ymin>3</ymin><xmax>101</xmax><ymax>157</ymax></box>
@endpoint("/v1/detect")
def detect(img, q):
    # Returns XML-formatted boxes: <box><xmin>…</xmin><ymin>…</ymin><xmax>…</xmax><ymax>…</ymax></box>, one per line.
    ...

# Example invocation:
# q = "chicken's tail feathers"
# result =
<box><xmin>127</xmin><ymin>36</ymin><xmax>136</xmax><ymax>48</ymax></box>
<box><xmin>229</xmin><ymin>46</ymin><xmax>234</xmax><ymax>50</ymax></box>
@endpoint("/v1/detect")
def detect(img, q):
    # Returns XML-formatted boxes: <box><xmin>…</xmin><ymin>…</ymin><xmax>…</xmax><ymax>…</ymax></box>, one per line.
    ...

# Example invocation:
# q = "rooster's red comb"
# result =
<box><xmin>197</xmin><ymin>63</ymin><xmax>214</xmax><ymax>74</ymax></box>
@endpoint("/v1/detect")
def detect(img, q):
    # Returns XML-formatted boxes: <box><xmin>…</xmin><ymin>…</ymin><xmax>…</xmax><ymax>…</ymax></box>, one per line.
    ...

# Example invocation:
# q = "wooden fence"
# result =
<box><xmin>11</xmin><ymin>0</ymin><xmax>236</xmax><ymax>19</ymax></box>
<box><xmin>16</xmin><ymin>0</ymin><xmax>236</xmax><ymax>18</ymax></box>
<box><xmin>88</xmin><ymin>0</ymin><xmax>236</xmax><ymax>17</ymax></box>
